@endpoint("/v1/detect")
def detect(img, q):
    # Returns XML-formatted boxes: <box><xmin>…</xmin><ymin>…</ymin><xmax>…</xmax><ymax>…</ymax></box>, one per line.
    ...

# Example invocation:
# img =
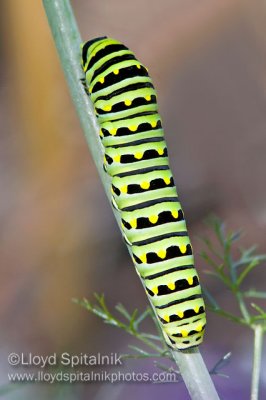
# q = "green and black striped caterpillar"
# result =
<box><xmin>81</xmin><ymin>37</ymin><xmax>206</xmax><ymax>350</ymax></box>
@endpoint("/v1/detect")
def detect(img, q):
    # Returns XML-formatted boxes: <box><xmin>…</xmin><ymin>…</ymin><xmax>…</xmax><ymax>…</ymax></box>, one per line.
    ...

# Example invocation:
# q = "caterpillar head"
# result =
<box><xmin>81</xmin><ymin>36</ymin><xmax>107</xmax><ymax>73</ymax></box>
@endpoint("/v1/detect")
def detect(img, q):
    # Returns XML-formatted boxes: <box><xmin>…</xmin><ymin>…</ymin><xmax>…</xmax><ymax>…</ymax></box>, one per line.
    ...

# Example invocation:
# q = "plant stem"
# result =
<box><xmin>42</xmin><ymin>1</ymin><xmax>220</xmax><ymax>399</ymax></box>
<box><xmin>251</xmin><ymin>325</ymin><xmax>264</xmax><ymax>400</ymax></box>
<box><xmin>172</xmin><ymin>349</ymin><xmax>220</xmax><ymax>400</ymax></box>
<box><xmin>237</xmin><ymin>291</ymin><xmax>251</xmax><ymax>323</ymax></box>
<box><xmin>224</xmin><ymin>239</ymin><xmax>251</xmax><ymax>324</ymax></box>
<box><xmin>42</xmin><ymin>0</ymin><xmax>112</xmax><ymax>201</ymax></box>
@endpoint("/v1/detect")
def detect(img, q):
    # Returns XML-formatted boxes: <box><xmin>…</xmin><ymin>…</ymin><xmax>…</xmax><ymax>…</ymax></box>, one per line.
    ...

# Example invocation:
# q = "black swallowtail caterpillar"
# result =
<box><xmin>81</xmin><ymin>37</ymin><xmax>206</xmax><ymax>350</ymax></box>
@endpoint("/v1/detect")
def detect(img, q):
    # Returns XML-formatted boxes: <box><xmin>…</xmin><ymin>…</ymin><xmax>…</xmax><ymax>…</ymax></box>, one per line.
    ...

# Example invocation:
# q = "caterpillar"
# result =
<box><xmin>81</xmin><ymin>37</ymin><xmax>206</xmax><ymax>350</ymax></box>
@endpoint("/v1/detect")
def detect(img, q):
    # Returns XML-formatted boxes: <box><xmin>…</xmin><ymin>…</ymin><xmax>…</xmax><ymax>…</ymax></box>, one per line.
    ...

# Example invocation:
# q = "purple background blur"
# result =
<box><xmin>0</xmin><ymin>0</ymin><xmax>266</xmax><ymax>399</ymax></box>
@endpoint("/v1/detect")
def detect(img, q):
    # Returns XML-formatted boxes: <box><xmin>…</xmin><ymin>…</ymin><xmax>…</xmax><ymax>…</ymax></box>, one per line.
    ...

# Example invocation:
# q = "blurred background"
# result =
<box><xmin>0</xmin><ymin>0</ymin><xmax>266</xmax><ymax>399</ymax></box>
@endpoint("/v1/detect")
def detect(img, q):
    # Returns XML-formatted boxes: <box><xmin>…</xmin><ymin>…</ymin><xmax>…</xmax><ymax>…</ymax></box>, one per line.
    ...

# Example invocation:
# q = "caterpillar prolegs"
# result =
<box><xmin>81</xmin><ymin>37</ymin><xmax>206</xmax><ymax>350</ymax></box>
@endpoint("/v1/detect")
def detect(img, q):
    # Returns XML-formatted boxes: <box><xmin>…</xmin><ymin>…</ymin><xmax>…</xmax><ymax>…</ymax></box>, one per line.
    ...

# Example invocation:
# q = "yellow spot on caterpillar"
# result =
<box><xmin>194</xmin><ymin>306</ymin><xmax>200</xmax><ymax>314</ymax></box>
<box><xmin>167</xmin><ymin>282</ymin><xmax>175</xmax><ymax>290</ymax></box>
<box><xmin>171</xmin><ymin>210</ymin><xmax>178</xmax><ymax>219</ymax></box>
<box><xmin>149</xmin><ymin>215</ymin><xmax>158</xmax><ymax>224</ymax></box>
<box><xmin>157</xmin><ymin>249</ymin><xmax>166</xmax><ymax>259</ymax></box>
<box><xmin>145</xmin><ymin>95</ymin><xmax>151</xmax><ymax>101</ymax></box>
<box><xmin>99</xmin><ymin>77</ymin><xmax>105</xmax><ymax>84</ymax></box>
<box><xmin>151</xmin><ymin>121</ymin><xmax>157</xmax><ymax>128</ymax></box>
<box><xmin>110</xmin><ymin>128</ymin><xmax>117</xmax><ymax>136</ymax></box>
<box><xmin>113</xmin><ymin>69</ymin><xmax>119</xmax><ymax>75</ymax></box>
<box><xmin>140</xmin><ymin>181</ymin><xmax>150</xmax><ymax>190</ymax></box>
<box><xmin>152</xmin><ymin>286</ymin><xmax>158</xmax><ymax>295</ymax></box>
<box><xmin>139</xmin><ymin>254</ymin><xmax>147</xmax><ymax>263</ymax></box>
<box><xmin>124</xmin><ymin>100</ymin><xmax>132</xmax><ymax>106</ymax></box>
<box><xmin>114</xmin><ymin>155</ymin><xmax>121</xmax><ymax>163</ymax></box>
<box><xmin>120</xmin><ymin>185</ymin><xmax>127</xmax><ymax>194</ymax></box>
<box><xmin>137</xmin><ymin>64</ymin><xmax>141</xmax><ymax>69</ymax></box>
<box><xmin>177</xmin><ymin>311</ymin><xmax>184</xmax><ymax>318</ymax></box>
<box><xmin>196</xmin><ymin>324</ymin><xmax>203</xmax><ymax>332</ymax></box>
<box><xmin>103</xmin><ymin>156</ymin><xmax>107</xmax><ymax>164</ymax></box>
<box><xmin>158</xmin><ymin>148</ymin><xmax>164</xmax><ymax>155</ymax></box>
<box><xmin>89</xmin><ymin>87</ymin><xmax>93</xmax><ymax>93</ymax></box>
<box><xmin>181</xmin><ymin>330</ymin><xmax>188</xmax><ymax>337</ymax></box>
<box><xmin>135</xmin><ymin>152</ymin><xmax>143</xmax><ymax>160</ymax></box>
<box><xmin>111</xmin><ymin>187</ymin><xmax>115</xmax><ymax>195</ymax></box>
<box><xmin>130</xmin><ymin>219</ymin><xmax>137</xmax><ymax>229</ymax></box>
<box><xmin>104</xmin><ymin>105</ymin><xmax>112</xmax><ymax>112</ymax></box>
<box><xmin>129</xmin><ymin>125</ymin><xmax>138</xmax><ymax>132</ymax></box>
<box><xmin>164</xmin><ymin>315</ymin><xmax>170</xmax><ymax>323</ymax></box>
<box><xmin>99</xmin><ymin>129</ymin><xmax>104</xmax><ymax>137</ymax></box>
<box><xmin>164</xmin><ymin>177</ymin><xmax>171</xmax><ymax>185</ymax></box>
<box><xmin>179</xmin><ymin>244</ymin><xmax>187</xmax><ymax>254</ymax></box>
<box><xmin>187</xmin><ymin>276</ymin><xmax>193</xmax><ymax>285</ymax></box>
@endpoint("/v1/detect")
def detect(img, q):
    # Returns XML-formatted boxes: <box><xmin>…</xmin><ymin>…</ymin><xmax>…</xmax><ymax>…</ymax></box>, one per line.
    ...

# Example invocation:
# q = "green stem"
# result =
<box><xmin>42</xmin><ymin>0</ymin><xmax>112</xmax><ymax>201</ymax></box>
<box><xmin>172</xmin><ymin>349</ymin><xmax>220</xmax><ymax>400</ymax></box>
<box><xmin>251</xmin><ymin>325</ymin><xmax>264</xmax><ymax>400</ymax></box>
<box><xmin>237</xmin><ymin>291</ymin><xmax>251</xmax><ymax>323</ymax></box>
<box><xmin>134</xmin><ymin>332</ymin><xmax>163</xmax><ymax>353</ymax></box>
<box><xmin>209</xmin><ymin>307</ymin><xmax>248</xmax><ymax>326</ymax></box>
<box><xmin>224</xmin><ymin>240</ymin><xmax>251</xmax><ymax>324</ymax></box>
<box><xmin>42</xmin><ymin>1</ymin><xmax>220</xmax><ymax>399</ymax></box>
